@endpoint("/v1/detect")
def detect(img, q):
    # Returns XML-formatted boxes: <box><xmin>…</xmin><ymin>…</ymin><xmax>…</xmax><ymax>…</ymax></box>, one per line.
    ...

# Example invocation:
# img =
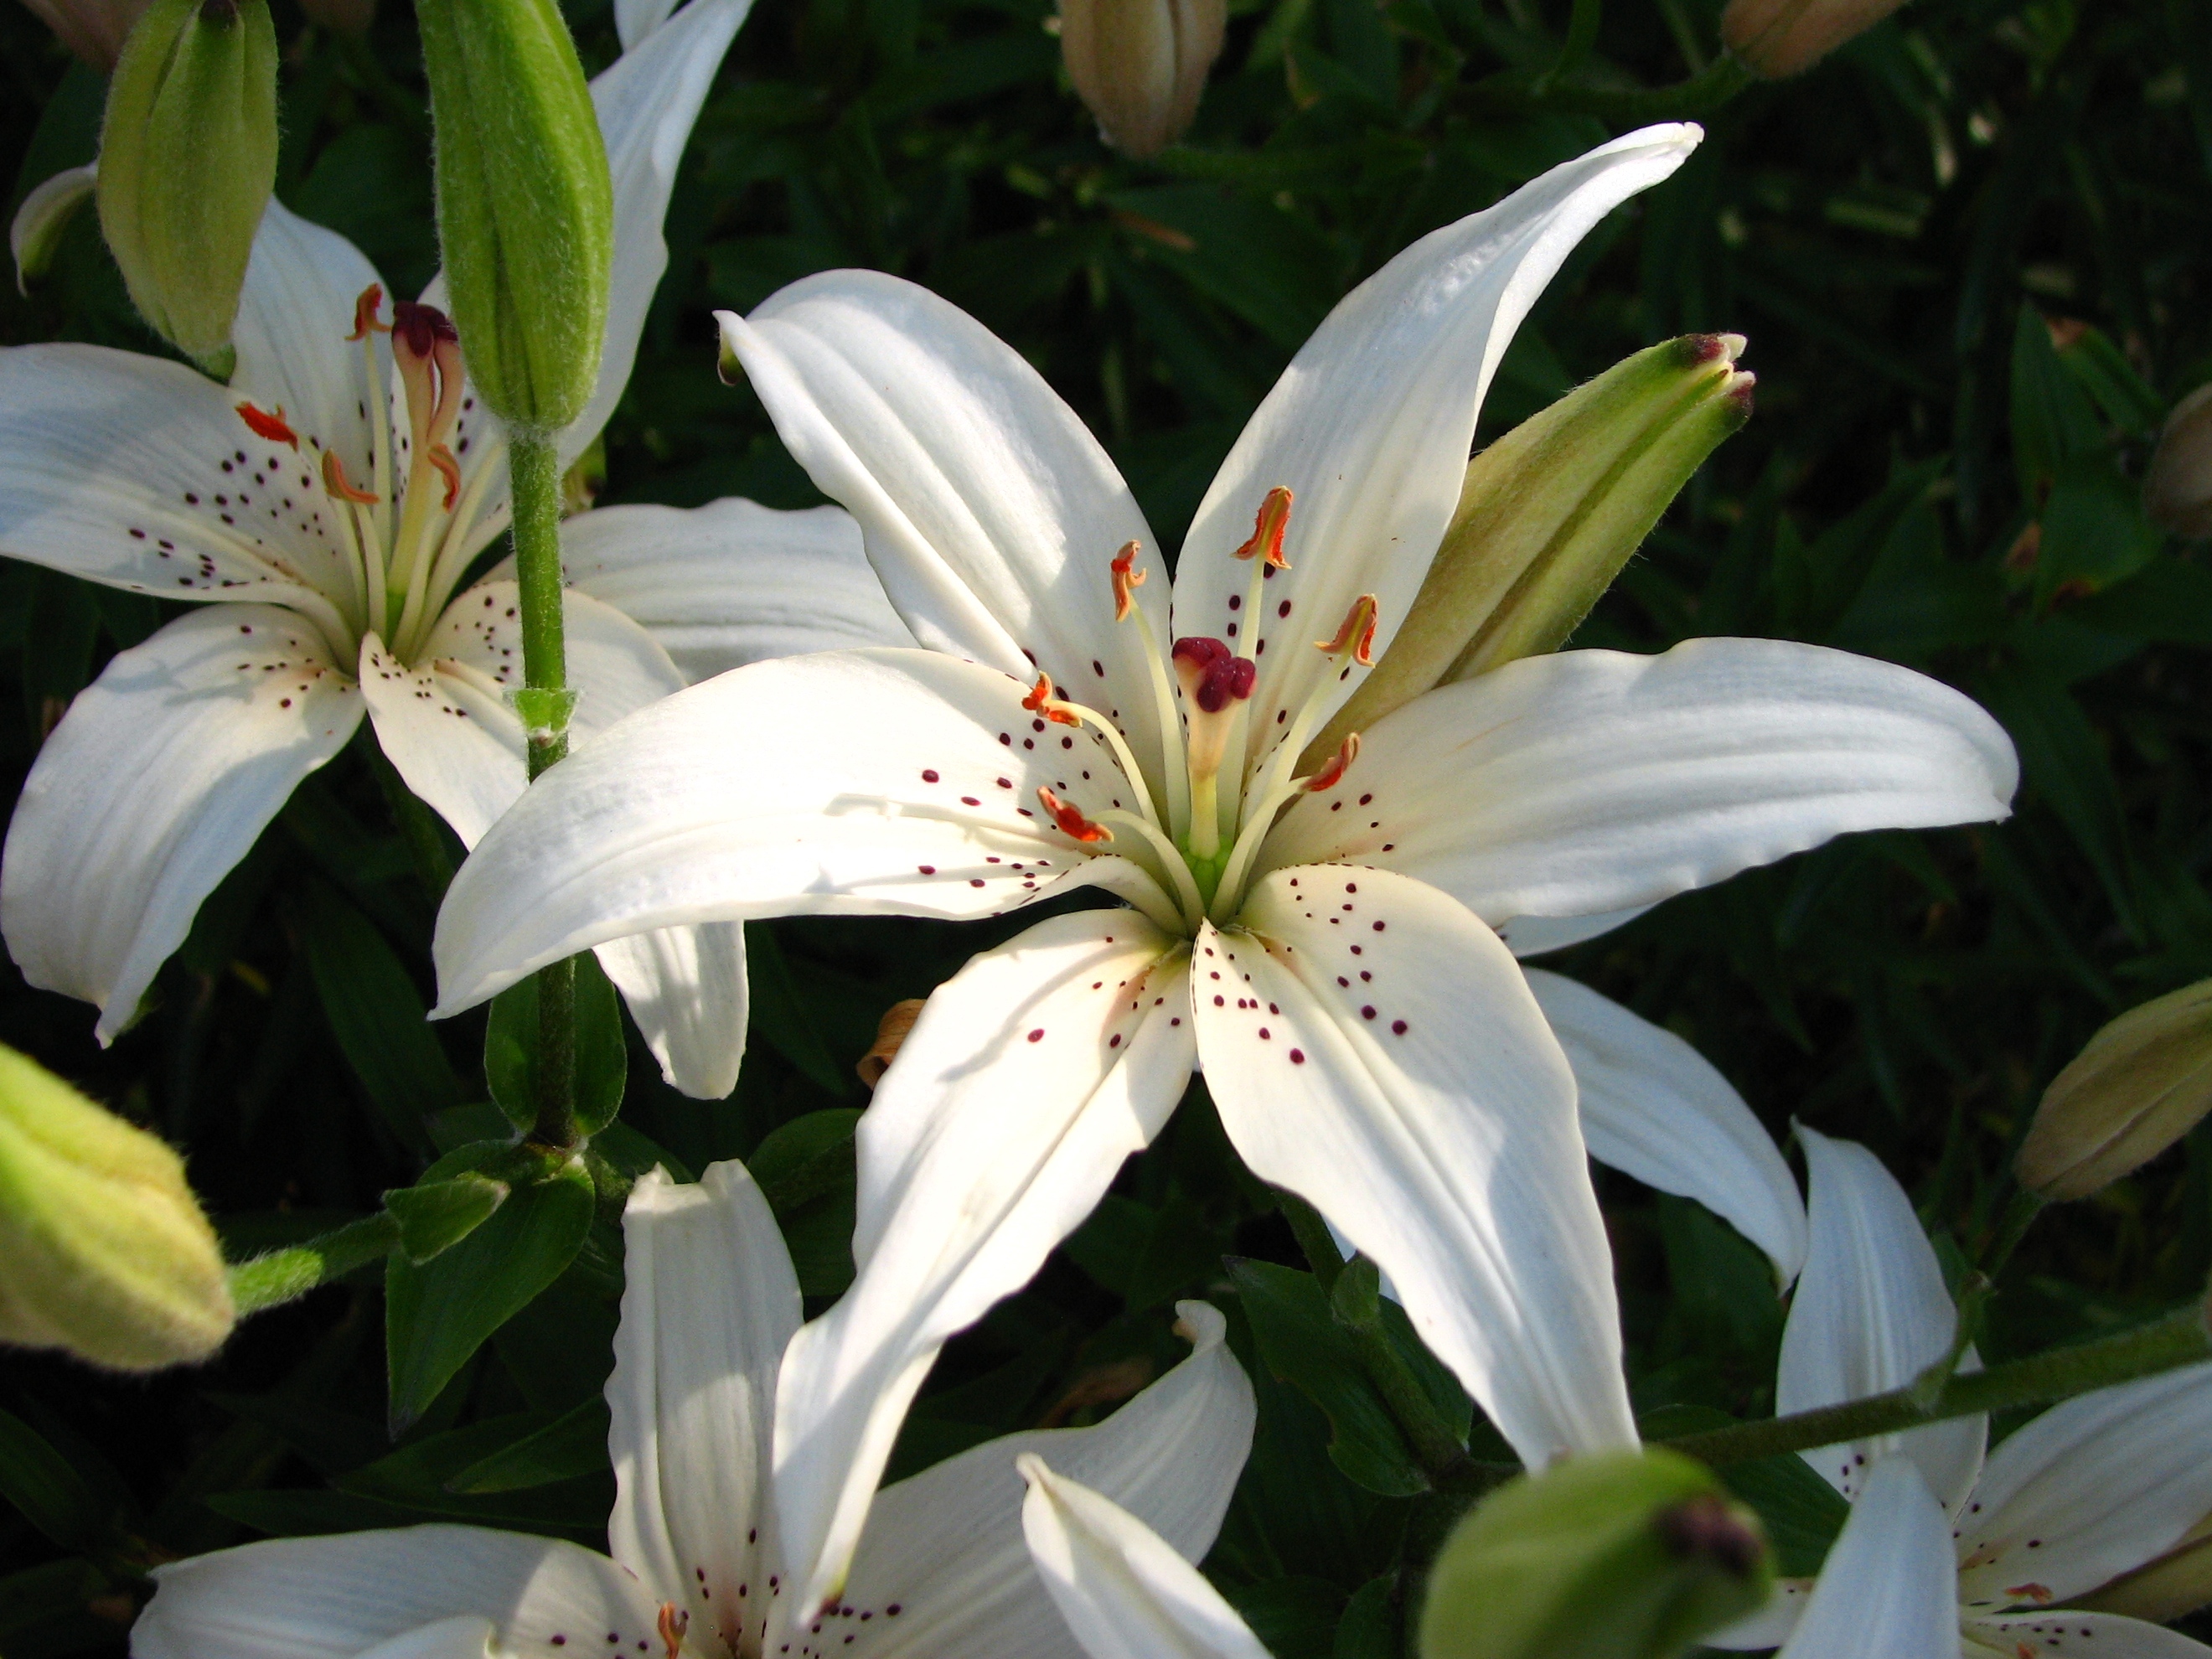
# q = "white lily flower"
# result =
<box><xmin>0</xmin><ymin>0</ymin><xmax>917</xmax><ymax>1097</ymax></box>
<box><xmin>132</xmin><ymin>1158</ymin><xmax>1257</xmax><ymax>1659</ymax></box>
<box><xmin>430</xmin><ymin>121</ymin><xmax>2018</xmax><ymax>1612</ymax></box>
<box><xmin>1712</xmin><ymin>1127</ymin><xmax>2212</xmax><ymax>1657</ymax></box>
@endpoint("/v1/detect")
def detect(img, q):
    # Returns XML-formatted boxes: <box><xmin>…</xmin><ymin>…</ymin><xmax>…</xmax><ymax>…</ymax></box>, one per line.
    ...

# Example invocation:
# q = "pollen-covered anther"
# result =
<box><xmin>1021</xmin><ymin>674</ymin><xmax>1081</xmax><ymax>726</ymax></box>
<box><xmin>347</xmin><ymin>283</ymin><xmax>390</xmax><ymax>341</ymax></box>
<box><xmin>1110</xmin><ymin>540</ymin><xmax>1146</xmax><ymax>621</ymax></box>
<box><xmin>1233</xmin><ymin>486</ymin><xmax>1293</xmax><ymax>568</ymax></box>
<box><xmin>1315</xmin><ymin>593</ymin><xmax>1379</xmax><ymax>664</ymax></box>
<box><xmin>657</xmin><ymin>1603</ymin><xmax>690</xmax><ymax>1659</ymax></box>
<box><xmin>2004</xmin><ymin>1584</ymin><xmax>2053</xmax><ymax>1605</ymax></box>
<box><xmin>1038</xmin><ymin>787</ymin><xmax>1113</xmax><ymax>843</ymax></box>
<box><xmin>322</xmin><ymin>451</ymin><xmax>380</xmax><ymax>505</ymax></box>
<box><xmin>1303</xmin><ymin>731</ymin><xmax>1359</xmax><ymax>793</ymax></box>
<box><xmin>236</xmin><ymin>401</ymin><xmax>299</xmax><ymax>448</ymax></box>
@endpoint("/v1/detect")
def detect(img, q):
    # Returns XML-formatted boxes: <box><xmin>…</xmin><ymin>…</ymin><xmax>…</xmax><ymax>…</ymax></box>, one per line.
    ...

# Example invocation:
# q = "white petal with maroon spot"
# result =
<box><xmin>1195</xmin><ymin>865</ymin><xmax>1636</xmax><ymax>1467</ymax></box>
<box><xmin>1773</xmin><ymin>1455</ymin><xmax>1958</xmax><ymax>1659</ymax></box>
<box><xmin>432</xmin><ymin>648</ymin><xmax>1154</xmax><ymax>1017</ymax></box>
<box><xmin>2</xmin><ymin>605</ymin><xmax>361</xmax><ymax>1041</ymax></box>
<box><xmin>1165</xmin><ymin>125</ymin><xmax>1699</xmax><ymax>790</ymax></box>
<box><xmin>773</xmin><ymin>910</ymin><xmax>1195</xmax><ymax>1628</ymax></box>
<box><xmin>1962</xmin><ymin>1611</ymin><xmax>2212</xmax><ymax>1656</ymax></box>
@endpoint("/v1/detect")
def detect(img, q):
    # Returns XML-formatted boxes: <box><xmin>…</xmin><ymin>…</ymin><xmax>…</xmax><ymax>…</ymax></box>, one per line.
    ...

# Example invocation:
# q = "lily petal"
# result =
<box><xmin>771</xmin><ymin>910</ymin><xmax>1196</xmax><ymax>1625</ymax></box>
<box><xmin>1259</xmin><ymin>639</ymin><xmax>2018</xmax><ymax>933</ymax></box>
<box><xmin>1703</xmin><ymin>1579</ymin><xmax>1814</xmax><ymax>1650</ymax></box>
<box><xmin>0</xmin><ymin>343</ymin><xmax>359</xmax><ymax>618</ymax></box>
<box><xmin>1524</xmin><ymin>969</ymin><xmax>1806</xmax><ymax>1283</ymax></box>
<box><xmin>1956</xmin><ymin>1362</ymin><xmax>2212</xmax><ymax>1614</ymax></box>
<box><xmin>1166</xmin><ymin>125</ymin><xmax>1700</xmax><ymax>786</ymax></box>
<box><xmin>1494</xmin><ymin>903</ymin><xmax>1656</xmax><ymax>959</ymax></box>
<box><xmin>593</xmin><ymin>923</ymin><xmax>751</xmax><ymax>1102</ymax></box>
<box><xmin>835</xmin><ymin>1301</ymin><xmax>1254</xmax><ymax>1659</ymax></box>
<box><xmin>1018</xmin><ymin>1456</ymin><xmax>1269</xmax><ymax>1659</ymax></box>
<box><xmin>232</xmin><ymin>199</ymin><xmax>390</xmax><ymax>494</ymax></box>
<box><xmin>1196</xmin><ymin>865</ymin><xmax>1636</xmax><ymax>1466</ymax></box>
<box><xmin>556</xmin><ymin>499</ymin><xmax>914</xmax><ymax>682</ymax></box>
<box><xmin>132</xmin><ymin>1524</ymin><xmax>664</xmax><ymax>1659</ymax></box>
<box><xmin>1964</xmin><ymin>1612</ymin><xmax>2212</xmax><ymax>1656</ymax></box>
<box><xmin>608</xmin><ymin>1164</ymin><xmax>799</xmax><ymax>1651</ymax></box>
<box><xmin>716</xmin><ymin>282</ymin><xmax>1174</xmax><ymax>808</ymax></box>
<box><xmin>1774</xmin><ymin>1455</ymin><xmax>1957</xmax><ymax>1659</ymax></box>
<box><xmin>1778</xmin><ymin>1128</ymin><xmax>1985</xmax><ymax>1512</ymax></box>
<box><xmin>432</xmin><ymin>649</ymin><xmax>1150</xmax><ymax>1017</ymax></box>
<box><xmin>3</xmin><ymin>606</ymin><xmax>361</xmax><ymax>1041</ymax></box>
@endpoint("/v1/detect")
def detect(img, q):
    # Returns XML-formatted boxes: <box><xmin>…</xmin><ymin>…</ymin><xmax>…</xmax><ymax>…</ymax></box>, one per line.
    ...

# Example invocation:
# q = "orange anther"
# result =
<box><xmin>1315</xmin><ymin>593</ymin><xmax>1379</xmax><ymax>665</ymax></box>
<box><xmin>426</xmin><ymin>443</ymin><xmax>463</xmax><ymax>511</ymax></box>
<box><xmin>657</xmin><ymin>1603</ymin><xmax>689</xmax><ymax>1659</ymax></box>
<box><xmin>347</xmin><ymin>284</ymin><xmax>390</xmax><ymax>340</ymax></box>
<box><xmin>1304</xmin><ymin>732</ymin><xmax>1360</xmax><ymax>793</ymax></box>
<box><xmin>1233</xmin><ymin>486</ymin><xmax>1293</xmax><ymax>568</ymax></box>
<box><xmin>2004</xmin><ymin>1584</ymin><xmax>2053</xmax><ymax>1604</ymax></box>
<box><xmin>321</xmin><ymin>450</ymin><xmax>379</xmax><ymax>505</ymax></box>
<box><xmin>235</xmin><ymin>401</ymin><xmax>298</xmax><ymax>448</ymax></box>
<box><xmin>1110</xmin><ymin>540</ymin><xmax>1146</xmax><ymax>622</ymax></box>
<box><xmin>1021</xmin><ymin>673</ymin><xmax>1081</xmax><ymax>726</ymax></box>
<box><xmin>1037</xmin><ymin>787</ymin><xmax>1113</xmax><ymax>843</ymax></box>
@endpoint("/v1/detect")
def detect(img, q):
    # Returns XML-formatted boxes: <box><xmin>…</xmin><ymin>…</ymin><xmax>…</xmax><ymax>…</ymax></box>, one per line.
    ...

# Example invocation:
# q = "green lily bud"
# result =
<box><xmin>2143</xmin><ymin>384</ymin><xmax>2212</xmax><ymax>541</ymax></box>
<box><xmin>1305</xmin><ymin>336</ymin><xmax>1751</xmax><ymax>769</ymax></box>
<box><xmin>1059</xmin><ymin>0</ymin><xmax>1226</xmax><ymax>158</ymax></box>
<box><xmin>1719</xmin><ymin>0</ymin><xmax>1906</xmax><ymax>77</ymax></box>
<box><xmin>1418</xmin><ymin>1448</ymin><xmax>1771</xmax><ymax>1659</ymax></box>
<box><xmin>2080</xmin><ymin>1512</ymin><xmax>2212</xmax><ymax>1623</ymax></box>
<box><xmin>416</xmin><ymin>0</ymin><xmax>612</xmax><ymax>434</ymax></box>
<box><xmin>2015</xmin><ymin>979</ymin><xmax>2212</xmax><ymax>1202</ymax></box>
<box><xmin>0</xmin><ymin>1045</ymin><xmax>233</xmax><ymax>1371</ymax></box>
<box><xmin>96</xmin><ymin>0</ymin><xmax>278</xmax><ymax>380</ymax></box>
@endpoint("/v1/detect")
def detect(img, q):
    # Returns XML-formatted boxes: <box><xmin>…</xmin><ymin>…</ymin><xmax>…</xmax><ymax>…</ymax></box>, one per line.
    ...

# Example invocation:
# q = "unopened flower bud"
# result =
<box><xmin>857</xmin><ymin>998</ymin><xmax>928</xmax><ymax>1088</ymax></box>
<box><xmin>1305</xmin><ymin>336</ymin><xmax>1750</xmax><ymax>768</ymax></box>
<box><xmin>2144</xmin><ymin>384</ymin><xmax>2212</xmax><ymax>540</ymax></box>
<box><xmin>18</xmin><ymin>0</ymin><xmax>150</xmax><ymax>69</ymax></box>
<box><xmin>2015</xmin><ymin>979</ymin><xmax>2212</xmax><ymax>1202</ymax></box>
<box><xmin>11</xmin><ymin>164</ymin><xmax>96</xmax><ymax>296</ymax></box>
<box><xmin>416</xmin><ymin>0</ymin><xmax>612</xmax><ymax>433</ymax></box>
<box><xmin>2080</xmin><ymin>1512</ymin><xmax>2212</xmax><ymax>1623</ymax></box>
<box><xmin>1719</xmin><ymin>0</ymin><xmax>1906</xmax><ymax>77</ymax></box>
<box><xmin>0</xmin><ymin>1045</ymin><xmax>233</xmax><ymax>1371</ymax></box>
<box><xmin>1059</xmin><ymin>0</ymin><xmax>1225</xmax><ymax>159</ymax></box>
<box><xmin>1419</xmin><ymin>1449</ymin><xmax>1771</xmax><ymax>1659</ymax></box>
<box><xmin>96</xmin><ymin>0</ymin><xmax>278</xmax><ymax>379</ymax></box>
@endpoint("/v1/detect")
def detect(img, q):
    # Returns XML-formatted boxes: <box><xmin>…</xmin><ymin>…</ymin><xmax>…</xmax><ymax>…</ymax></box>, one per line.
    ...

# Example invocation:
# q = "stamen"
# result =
<box><xmin>323</xmin><ymin>451</ymin><xmax>380</xmax><ymax>504</ymax></box>
<box><xmin>236</xmin><ymin>402</ymin><xmax>298</xmax><ymax>448</ymax></box>
<box><xmin>347</xmin><ymin>284</ymin><xmax>390</xmax><ymax>340</ymax></box>
<box><xmin>1304</xmin><ymin>732</ymin><xmax>1359</xmax><ymax>793</ymax></box>
<box><xmin>1021</xmin><ymin>673</ymin><xmax>1082</xmax><ymax>726</ymax></box>
<box><xmin>1315</xmin><ymin>594</ymin><xmax>1379</xmax><ymax>665</ymax></box>
<box><xmin>1038</xmin><ymin>787</ymin><xmax>1113</xmax><ymax>843</ymax></box>
<box><xmin>1233</xmin><ymin>486</ymin><xmax>1293</xmax><ymax>568</ymax></box>
<box><xmin>658</xmin><ymin>1603</ymin><xmax>690</xmax><ymax>1659</ymax></box>
<box><xmin>426</xmin><ymin>443</ymin><xmax>463</xmax><ymax>511</ymax></box>
<box><xmin>1110</xmin><ymin>541</ymin><xmax>1146</xmax><ymax>621</ymax></box>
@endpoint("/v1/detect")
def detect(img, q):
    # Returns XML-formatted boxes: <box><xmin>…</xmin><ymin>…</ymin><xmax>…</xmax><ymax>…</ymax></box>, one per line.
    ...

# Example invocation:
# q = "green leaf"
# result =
<box><xmin>751</xmin><ymin>1108</ymin><xmax>861</xmax><ymax>1212</ymax></box>
<box><xmin>2036</xmin><ymin>455</ymin><xmax>2164</xmax><ymax>604</ymax></box>
<box><xmin>385</xmin><ymin>1158</ymin><xmax>595</xmax><ymax>1433</ymax></box>
<box><xmin>744</xmin><ymin>924</ymin><xmax>850</xmax><ymax>1096</ymax></box>
<box><xmin>295</xmin><ymin>878</ymin><xmax>459</xmax><ymax>1153</ymax></box>
<box><xmin>204</xmin><ymin>1393</ymin><xmax>388</xmax><ymax>1477</ymax></box>
<box><xmin>0</xmin><ymin>1558</ymin><xmax>114</xmax><ymax>1659</ymax></box>
<box><xmin>338</xmin><ymin>1409</ymin><xmax>611</xmax><ymax>1528</ymax></box>
<box><xmin>1717</xmin><ymin>1453</ymin><xmax>1848</xmax><ymax>1579</ymax></box>
<box><xmin>445</xmin><ymin>1395</ymin><xmax>611</xmax><ymax>1492</ymax></box>
<box><xmin>1223</xmin><ymin>1576</ymin><xmax>1346</xmax><ymax>1659</ymax></box>
<box><xmin>0</xmin><ymin>1408</ymin><xmax>104</xmax><ymax>1550</ymax></box>
<box><xmin>2070</xmin><ymin>557</ymin><xmax>2212</xmax><ymax>649</ymax></box>
<box><xmin>1332</xmin><ymin>1574</ymin><xmax>1402</xmax><ymax>1659</ymax></box>
<box><xmin>2055</xmin><ymin>323</ymin><xmax>2167</xmax><ymax>435</ymax></box>
<box><xmin>484</xmin><ymin>952</ymin><xmax>626</xmax><ymax>1135</ymax></box>
<box><xmin>203</xmin><ymin>1489</ymin><xmax>421</xmax><ymax>1537</ymax></box>
<box><xmin>2010</xmin><ymin>302</ymin><xmax>2106</xmax><ymax>506</ymax></box>
<box><xmin>385</xmin><ymin>1171</ymin><xmax>509</xmax><ymax>1264</ymax></box>
<box><xmin>20</xmin><ymin>570</ymin><xmax>99</xmax><ymax>741</ymax></box>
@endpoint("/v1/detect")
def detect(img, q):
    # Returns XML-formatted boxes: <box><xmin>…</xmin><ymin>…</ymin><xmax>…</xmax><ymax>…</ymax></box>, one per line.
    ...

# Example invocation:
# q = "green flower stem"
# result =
<box><xmin>1279</xmin><ymin>1187</ymin><xmax>1346</xmax><ymax>1295</ymax></box>
<box><xmin>369</xmin><ymin>742</ymin><xmax>455</xmax><ymax>902</ymax></box>
<box><xmin>508</xmin><ymin>430</ymin><xmax>580</xmax><ymax>1149</ymax></box>
<box><xmin>227</xmin><ymin>1213</ymin><xmax>401</xmax><ymax>1315</ymax></box>
<box><xmin>1662</xmin><ymin>1300</ymin><xmax>2212</xmax><ymax>1468</ymax></box>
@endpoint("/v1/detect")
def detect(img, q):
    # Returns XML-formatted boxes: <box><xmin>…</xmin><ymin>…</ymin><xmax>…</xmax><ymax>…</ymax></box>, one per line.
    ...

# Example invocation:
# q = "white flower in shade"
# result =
<box><xmin>0</xmin><ymin>0</ymin><xmax>914</xmax><ymax>1098</ymax></box>
<box><xmin>1711</xmin><ymin>1127</ymin><xmax>2212</xmax><ymax>1657</ymax></box>
<box><xmin>429</xmin><ymin>121</ymin><xmax>2018</xmax><ymax>1615</ymax></box>
<box><xmin>131</xmin><ymin>1158</ymin><xmax>1256</xmax><ymax>1659</ymax></box>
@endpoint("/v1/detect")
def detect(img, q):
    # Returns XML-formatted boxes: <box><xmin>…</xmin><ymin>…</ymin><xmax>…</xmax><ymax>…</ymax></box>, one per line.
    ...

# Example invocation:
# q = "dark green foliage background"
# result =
<box><xmin>2</xmin><ymin>0</ymin><xmax>2209</xmax><ymax>1647</ymax></box>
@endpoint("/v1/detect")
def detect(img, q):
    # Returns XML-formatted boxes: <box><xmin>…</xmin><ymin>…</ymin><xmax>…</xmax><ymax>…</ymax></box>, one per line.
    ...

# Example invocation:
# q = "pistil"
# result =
<box><xmin>1171</xmin><ymin>636</ymin><xmax>1255</xmax><ymax>866</ymax></box>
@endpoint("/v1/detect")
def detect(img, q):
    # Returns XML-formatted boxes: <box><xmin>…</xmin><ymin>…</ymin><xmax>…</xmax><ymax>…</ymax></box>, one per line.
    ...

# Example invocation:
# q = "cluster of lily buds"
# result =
<box><xmin>0</xmin><ymin>1044</ymin><xmax>234</xmax><ymax>1371</ymax></box>
<box><xmin>2015</xmin><ymin>977</ymin><xmax>2212</xmax><ymax>1202</ymax></box>
<box><xmin>1306</xmin><ymin>332</ymin><xmax>1754</xmax><ymax>767</ymax></box>
<box><xmin>415</xmin><ymin>0</ymin><xmax>612</xmax><ymax>432</ymax></box>
<box><xmin>1719</xmin><ymin>0</ymin><xmax>1909</xmax><ymax>77</ymax></box>
<box><xmin>95</xmin><ymin>0</ymin><xmax>278</xmax><ymax>378</ymax></box>
<box><xmin>1419</xmin><ymin>1449</ymin><xmax>1772</xmax><ymax>1659</ymax></box>
<box><xmin>1058</xmin><ymin>0</ymin><xmax>1226</xmax><ymax>158</ymax></box>
<box><xmin>2145</xmin><ymin>383</ymin><xmax>2212</xmax><ymax>540</ymax></box>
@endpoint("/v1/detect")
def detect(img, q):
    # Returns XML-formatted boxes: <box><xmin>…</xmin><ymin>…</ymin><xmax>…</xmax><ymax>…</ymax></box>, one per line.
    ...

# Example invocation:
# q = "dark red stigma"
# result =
<box><xmin>391</xmin><ymin>300</ymin><xmax>459</xmax><ymax>357</ymax></box>
<box><xmin>1172</xmin><ymin>636</ymin><xmax>1256</xmax><ymax>713</ymax></box>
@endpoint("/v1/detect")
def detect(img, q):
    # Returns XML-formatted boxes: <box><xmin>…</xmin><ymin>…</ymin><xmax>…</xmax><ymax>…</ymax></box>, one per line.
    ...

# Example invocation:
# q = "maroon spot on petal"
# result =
<box><xmin>1393</xmin><ymin>1020</ymin><xmax>1408</xmax><ymax>1035</ymax></box>
<box><xmin>1258</xmin><ymin>1028</ymin><xmax>1270</xmax><ymax>1039</ymax></box>
<box><xmin>960</xmin><ymin>794</ymin><xmax>981</xmax><ymax>805</ymax></box>
<box><xmin>969</xmin><ymin>877</ymin><xmax>986</xmax><ymax>887</ymax></box>
<box><xmin>922</xmin><ymin>768</ymin><xmax>939</xmax><ymax>782</ymax></box>
<box><xmin>1109</xmin><ymin>1033</ymin><xmax>1123</xmax><ymax>1048</ymax></box>
<box><xmin>1289</xmin><ymin>1048</ymin><xmax>1305</xmax><ymax>1063</ymax></box>
<box><xmin>1361</xmin><ymin>1006</ymin><xmax>1376</xmax><ymax>1019</ymax></box>
<box><xmin>1027</xmin><ymin>1029</ymin><xmax>1045</xmax><ymax>1041</ymax></box>
<box><xmin>917</xmin><ymin>865</ymin><xmax>936</xmax><ymax>875</ymax></box>
<box><xmin>1372</xmin><ymin>921</ymin><xmax>1386</xmax><ymax>932</ymax></box>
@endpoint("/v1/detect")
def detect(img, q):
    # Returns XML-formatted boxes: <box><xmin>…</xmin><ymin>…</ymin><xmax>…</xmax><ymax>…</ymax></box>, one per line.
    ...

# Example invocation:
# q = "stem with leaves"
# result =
<box><xmin>227</xmin><ymin>1213</ymin><xmax>401</xmax><ymax>1315</ymax></box>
